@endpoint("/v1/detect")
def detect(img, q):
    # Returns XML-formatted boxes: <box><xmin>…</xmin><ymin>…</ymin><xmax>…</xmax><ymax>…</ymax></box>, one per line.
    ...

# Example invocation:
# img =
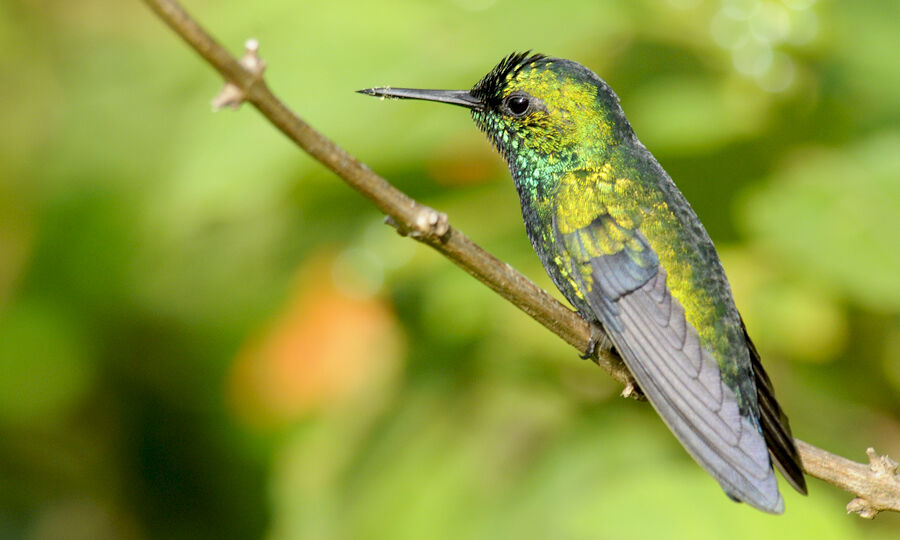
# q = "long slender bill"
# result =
<box><xmin>357</xmin><ymin>88</ymin><xmax>483</xmax><ymax>110</ymax></box>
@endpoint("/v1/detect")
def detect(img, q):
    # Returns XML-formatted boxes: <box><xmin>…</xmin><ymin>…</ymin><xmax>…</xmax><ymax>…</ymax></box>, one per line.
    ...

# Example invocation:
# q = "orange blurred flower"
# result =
<box><xmin>229</xmin><ymin>252</ymin><xmax>404</xmax><ymax>427</ymax></box>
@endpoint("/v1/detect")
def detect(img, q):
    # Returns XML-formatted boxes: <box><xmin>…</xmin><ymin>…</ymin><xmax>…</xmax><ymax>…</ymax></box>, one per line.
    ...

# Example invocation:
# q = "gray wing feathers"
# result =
<box><xmin>600</xmin><ymin>266</ymin><xmax>783</xmax><ymax>513</ymax></box>
<box><xmin>554</xmin><ymin>216</ymin><xmax>784</xmax><ymax>512</ymax></box>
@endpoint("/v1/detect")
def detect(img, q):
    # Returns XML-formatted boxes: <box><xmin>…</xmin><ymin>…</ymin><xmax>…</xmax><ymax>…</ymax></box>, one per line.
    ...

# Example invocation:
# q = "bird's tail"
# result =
<box><xmin>742</xmin><ymin>322</ymin><xmax>808</xmax><ymax>495</ymax></box>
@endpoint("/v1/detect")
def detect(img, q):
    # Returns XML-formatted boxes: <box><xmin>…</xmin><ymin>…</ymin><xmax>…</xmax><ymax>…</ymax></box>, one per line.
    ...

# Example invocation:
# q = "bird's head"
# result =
<box><xmin>360</xmin><ymin>52</ymin><xmax>631</xmax><ymax>168</ymax></box>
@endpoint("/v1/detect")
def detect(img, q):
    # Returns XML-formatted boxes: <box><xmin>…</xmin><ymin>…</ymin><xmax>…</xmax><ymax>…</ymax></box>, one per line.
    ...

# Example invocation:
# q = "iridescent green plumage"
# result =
<box><xmin>360</xmin><ymin>51</ymin><xmax>806</xmax><ymax>513</ymax></box>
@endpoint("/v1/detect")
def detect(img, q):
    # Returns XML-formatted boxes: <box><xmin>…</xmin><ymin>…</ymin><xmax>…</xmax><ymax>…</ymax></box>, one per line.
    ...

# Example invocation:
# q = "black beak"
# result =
<box><xmin>357</xmin><ymin>87</ymin><xmax>483</xmax><ymax>111</ymax></box>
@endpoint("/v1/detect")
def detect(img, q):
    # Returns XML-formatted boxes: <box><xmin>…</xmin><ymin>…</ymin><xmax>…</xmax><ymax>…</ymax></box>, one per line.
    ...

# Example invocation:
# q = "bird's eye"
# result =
<box><xmin>505</xmin><ymin>95</ymin><xmax>530</xmax><ymax>116</ymax></box>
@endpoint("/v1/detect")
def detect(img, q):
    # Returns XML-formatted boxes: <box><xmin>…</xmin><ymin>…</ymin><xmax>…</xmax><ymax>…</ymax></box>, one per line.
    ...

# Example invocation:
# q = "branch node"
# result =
<box><xmin>384</xmin><ymin>215</ymin><xmax>408</xmax><ymax>237</ymax></box>
<box><xmin>387</xmin><ymin>206</ymin><xmax>449</xmax><ymax>241</ymax></box>
<box><xmin>240</xmin><ymin>39</ymin><xmax>265</xmax><ymax>73</ymax></box>
<box><xmin>866</xmin><ymin>447</ymin><xmax>899</xmax><ymax>477</ymax></box>
<box><xmin>847</xmin><ymin>497</ymin><xmax>880</xmax><ymax>519</ymax></box>
<box><xmin>845</xmin><ymin>448</ymin><xmax>900</xmax><ymax>519</ymax></box>
<box><xmin>414</xmin><ymin>207</ymin><xmax>449</xmax><ymax>240</ymax></box>
<box><xmin>383</xmin><ymin>207</ymin><xmax>448</xmax><ymax>240</ymax></box>
<box><xmin>212</xmin><ymin>38</ymin><xmax>267</xmax><ymax>110</ymax></box>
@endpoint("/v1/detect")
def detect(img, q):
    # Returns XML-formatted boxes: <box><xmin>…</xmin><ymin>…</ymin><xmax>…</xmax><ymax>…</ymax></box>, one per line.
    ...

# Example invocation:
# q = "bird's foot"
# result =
<box><xmin>579</xmin><ymin>322</ymin><xmax>608</xmax><ymax>360</ymax></box>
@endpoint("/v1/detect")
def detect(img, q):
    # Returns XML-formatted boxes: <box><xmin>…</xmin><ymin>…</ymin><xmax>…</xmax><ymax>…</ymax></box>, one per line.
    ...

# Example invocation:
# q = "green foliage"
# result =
<box><xmin>1</xmin><ymin>0</ymin><xmax>899</xmax><ymax>538</ymax></box>
<box><xmin>742</xmin><ymin>134</ymin><xmax>900</xmax><ymax>311</ymax></box>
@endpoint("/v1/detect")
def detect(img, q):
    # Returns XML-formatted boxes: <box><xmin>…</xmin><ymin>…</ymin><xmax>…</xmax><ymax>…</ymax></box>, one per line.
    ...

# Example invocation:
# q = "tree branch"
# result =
<box><xmin>142</xmin><ymin>0</ymin><xmax>900</xmax><ymax>518</ymax></box>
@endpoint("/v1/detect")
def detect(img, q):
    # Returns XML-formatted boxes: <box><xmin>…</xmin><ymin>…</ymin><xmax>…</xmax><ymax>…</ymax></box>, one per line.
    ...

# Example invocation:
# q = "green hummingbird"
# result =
<box><xmin>359</xmin><ymin>51</ymin><xmax>807</xmax><ymax>513</ymax></box>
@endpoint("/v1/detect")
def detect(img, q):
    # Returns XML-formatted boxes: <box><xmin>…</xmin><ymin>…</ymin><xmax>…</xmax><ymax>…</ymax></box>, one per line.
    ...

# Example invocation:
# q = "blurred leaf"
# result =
<box><xmin>722</xmin><ymin>246</ymin><xmax>848</xmax><ymax>363</ymax></box>
<box><xmin>740</xmin><ymin>133</ymin><xmax>900</xmax><ymax>311</ymax></box>
<box><xmin>0</xmin><ymin>186</ymin><xmax>33</xmax><ymax>310</ymax></box>
<box><xmin>0</xmin><ymin>299</ymin><xmax>93</xmax><ymax>425</ymax></box>
<box><xmin>628</xmin><ymin>76</ymin><xmax>768</xmax><ymax>153</ymax></box>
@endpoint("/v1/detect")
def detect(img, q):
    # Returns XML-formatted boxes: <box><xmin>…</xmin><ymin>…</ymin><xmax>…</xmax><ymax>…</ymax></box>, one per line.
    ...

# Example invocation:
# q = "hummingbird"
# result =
<box><xmin>359</xmin><ymin>51</ymin><xmax>807</xmax><ymax>513</ymax></box>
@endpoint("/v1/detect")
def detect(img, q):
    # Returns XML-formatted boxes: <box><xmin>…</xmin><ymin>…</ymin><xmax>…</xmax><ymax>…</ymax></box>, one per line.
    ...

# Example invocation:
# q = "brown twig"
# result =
<box><xmin>141</xmin><ymin>0</ymin><xmax>900</xmax><ymax>518</ymax></box>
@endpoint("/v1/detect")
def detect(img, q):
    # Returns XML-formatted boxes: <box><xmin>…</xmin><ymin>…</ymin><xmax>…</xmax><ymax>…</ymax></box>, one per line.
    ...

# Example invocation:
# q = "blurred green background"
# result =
<box><xmin>2</xmin><ymin>0</ymin><xmax>900</xmax><ymax>538</ymax></box>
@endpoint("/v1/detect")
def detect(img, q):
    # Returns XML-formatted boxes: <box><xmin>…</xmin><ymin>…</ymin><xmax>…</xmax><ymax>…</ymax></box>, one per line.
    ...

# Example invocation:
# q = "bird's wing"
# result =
<box><xmin>553</xmin><ymin>207</ymin><xmax>785</xmax><ymax>513</ymax></box>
